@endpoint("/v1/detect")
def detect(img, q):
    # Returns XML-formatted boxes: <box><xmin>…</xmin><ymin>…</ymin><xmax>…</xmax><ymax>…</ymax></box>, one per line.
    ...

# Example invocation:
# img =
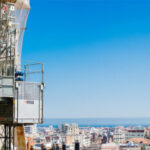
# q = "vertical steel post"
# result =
<box><xmin>3</xmin><ymin>125</ymin><xmax>14</xmax><ymax>150</ymax></box>
<box><xmin>24</xmin><ymin>65</ymin><xmax>27</xmax><ymax>81</ymax></box>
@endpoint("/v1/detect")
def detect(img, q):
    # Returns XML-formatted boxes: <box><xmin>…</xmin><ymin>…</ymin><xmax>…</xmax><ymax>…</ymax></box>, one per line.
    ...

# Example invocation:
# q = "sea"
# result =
<box><xmin>37</xmin><ymin>118</ymin><xmax>150</xmax><ymax>128</ymax></box>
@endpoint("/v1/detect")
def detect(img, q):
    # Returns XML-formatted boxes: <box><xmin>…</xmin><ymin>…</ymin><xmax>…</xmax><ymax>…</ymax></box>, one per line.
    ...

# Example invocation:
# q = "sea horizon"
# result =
<box><xmin>38</xmin><ymin>118</ymin><xmax>150</xmax><ymax>128</ymax></box>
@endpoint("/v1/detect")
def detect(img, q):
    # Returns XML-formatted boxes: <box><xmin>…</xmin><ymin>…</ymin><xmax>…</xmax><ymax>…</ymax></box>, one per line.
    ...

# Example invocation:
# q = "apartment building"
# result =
<box><xmin>125</xmin><ymin>130</ymin><xmax>144</xmax><ymax>140</ymax></box>
<box><xmin>113</xmin><ymin>128</ymin><xmax>125</xmax><ymax>143</ymax></box>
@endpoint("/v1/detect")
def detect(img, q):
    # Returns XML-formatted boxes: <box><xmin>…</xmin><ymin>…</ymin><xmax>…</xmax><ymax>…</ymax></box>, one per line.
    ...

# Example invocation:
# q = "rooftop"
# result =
<box><xmin>127</xmin><ymin>138</ymin><xmax>150</xmax><ymax>144</ymax></box>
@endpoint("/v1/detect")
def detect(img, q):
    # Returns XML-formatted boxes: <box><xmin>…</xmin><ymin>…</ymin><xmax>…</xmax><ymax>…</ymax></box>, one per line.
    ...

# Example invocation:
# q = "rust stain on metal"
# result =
<box><xmin>0</xmin><ymin>0</ymin><xmax>17</xmax><ymax>3</ymax></box>
<box><xmin>14</xmin><ymin>126</ymin><xmax>26</xmax><ymax>150</ymax></box>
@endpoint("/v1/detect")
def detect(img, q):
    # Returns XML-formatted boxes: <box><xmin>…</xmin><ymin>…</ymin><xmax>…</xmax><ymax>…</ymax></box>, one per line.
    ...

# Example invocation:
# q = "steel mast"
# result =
<box><xmin>0</xmin><ymin>0</ymin><xmax>44</xmax><ymax>149</ymax></box>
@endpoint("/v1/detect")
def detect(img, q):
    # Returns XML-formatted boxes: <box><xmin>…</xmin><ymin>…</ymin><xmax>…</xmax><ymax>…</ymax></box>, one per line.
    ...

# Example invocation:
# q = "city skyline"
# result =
<box><xmin>22</xmin><ymin>0</ymin><xmax>150</xmax><ymax>118</ymax></box>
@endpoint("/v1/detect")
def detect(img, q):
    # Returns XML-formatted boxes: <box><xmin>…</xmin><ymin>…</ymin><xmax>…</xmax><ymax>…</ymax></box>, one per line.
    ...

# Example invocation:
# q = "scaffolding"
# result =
<box><xmin>0</xmin><ymin>2</ymin><xmax>15</xmax><ymax>77</ymax></box>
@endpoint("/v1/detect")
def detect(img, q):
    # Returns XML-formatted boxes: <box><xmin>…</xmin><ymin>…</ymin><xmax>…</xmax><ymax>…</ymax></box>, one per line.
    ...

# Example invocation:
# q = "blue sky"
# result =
<box><xmin>22</xmin><ymin>0</ymin><xmax>150</xmax><ymax>118</ymax></box>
